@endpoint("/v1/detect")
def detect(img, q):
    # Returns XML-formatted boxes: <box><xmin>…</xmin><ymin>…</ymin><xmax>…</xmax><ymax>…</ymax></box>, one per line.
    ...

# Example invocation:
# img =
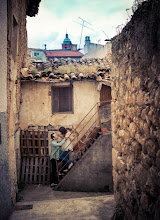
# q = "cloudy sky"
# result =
<box><xmin>27</xmin><ymin>0</ymin><xmax>134</xmax><ymax>50</ymax></box>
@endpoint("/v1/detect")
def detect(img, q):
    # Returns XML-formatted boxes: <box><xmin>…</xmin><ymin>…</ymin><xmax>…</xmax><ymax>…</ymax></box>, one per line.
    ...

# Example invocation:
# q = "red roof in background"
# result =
<box><xmin>45</xmin><ymin>50</ymin><xmax>84</xmax><ymax>58</ymax></box>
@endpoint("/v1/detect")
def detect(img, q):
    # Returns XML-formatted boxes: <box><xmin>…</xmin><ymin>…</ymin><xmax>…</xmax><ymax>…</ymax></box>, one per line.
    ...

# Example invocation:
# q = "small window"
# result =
<box><xmin>34</xmin><ymin>52</ymin><xmax>39</xmax><ymax>57</ymax></box>
<box><xmin>52</xmin><ymin>86</ymin><xmax>73</xmax><ymax>113</ymax></box>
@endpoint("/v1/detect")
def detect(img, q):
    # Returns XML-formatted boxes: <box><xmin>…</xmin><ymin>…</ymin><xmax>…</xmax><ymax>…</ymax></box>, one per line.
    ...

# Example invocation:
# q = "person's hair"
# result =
<box><xmin>51</xmin><ymin>133</ymin><xmax>55</xmax><ymax>139</ymax></box>
<box><xmin>59</xmin><ymin>127</ymin><xmax>67</xmax><ymax>136</ymax></box>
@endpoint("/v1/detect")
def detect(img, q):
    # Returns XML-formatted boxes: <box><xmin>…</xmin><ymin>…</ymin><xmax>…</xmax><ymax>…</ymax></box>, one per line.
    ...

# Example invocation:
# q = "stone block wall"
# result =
<box><xmin>111</xmin><ymin>0</ymin><xmax>160</xmax><ymax>219</ymax></box>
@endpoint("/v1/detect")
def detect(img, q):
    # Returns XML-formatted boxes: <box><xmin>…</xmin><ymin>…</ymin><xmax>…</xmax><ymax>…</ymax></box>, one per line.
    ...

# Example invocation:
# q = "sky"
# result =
<box><xmin>27</xmin><ymin>0</ymin><xmax>134</xmax><ymax>51</ymax></box>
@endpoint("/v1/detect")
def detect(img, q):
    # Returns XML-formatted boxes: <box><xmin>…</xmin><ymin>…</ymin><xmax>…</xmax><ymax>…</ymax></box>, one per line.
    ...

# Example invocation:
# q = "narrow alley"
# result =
<box><xmin>9</xmin><ymin>185</ymin><xmax>114</xmax><ymax>220</ymax></box>
<box><xmin>1</xmin><ymin>0</ymin><xmax>160</xmax><ymax>220</ymax></box>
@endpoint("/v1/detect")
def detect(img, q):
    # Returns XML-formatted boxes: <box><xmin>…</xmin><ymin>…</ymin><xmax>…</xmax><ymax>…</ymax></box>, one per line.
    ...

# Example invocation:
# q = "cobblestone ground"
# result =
<box><xmin>9</xmin><ymin>185</ymin><xmax>115</xmax><ymax>220</ymax></box>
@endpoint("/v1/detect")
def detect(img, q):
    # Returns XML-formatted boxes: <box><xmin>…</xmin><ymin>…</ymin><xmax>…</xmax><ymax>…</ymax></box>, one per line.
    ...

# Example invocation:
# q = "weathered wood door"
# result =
<box><xmin>100</xmin><ymin>84</ymin><xmax>111</xmax><ymax>106</ymax></box>
<box><xmin>20</xmin><ymin>130</ymin><xmax>50</xmax><ymax>185</ymax></box>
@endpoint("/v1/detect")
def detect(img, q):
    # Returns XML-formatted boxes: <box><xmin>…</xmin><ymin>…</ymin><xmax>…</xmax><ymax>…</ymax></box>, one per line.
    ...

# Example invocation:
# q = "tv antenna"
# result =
<box><xmin>126</xmin><ymin>8</ymin><xmax>131</xmax><ymax>19</ymax></box>
<box><xmin>103</xmin><ymin>31</ymin><xmax>110</xmax><ymax>40</ymax></box>
<box><xmin>73</xmin><ymin>17</ymin><xmax>94</xmax><ymax>50</ymax></box>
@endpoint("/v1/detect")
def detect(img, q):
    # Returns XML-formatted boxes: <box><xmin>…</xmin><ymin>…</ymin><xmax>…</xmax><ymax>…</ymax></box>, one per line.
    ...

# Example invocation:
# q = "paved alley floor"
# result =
<box><xmin>9</xmin><ymin>185</ymin><xmax>115</xmax><ymax>220</ymax></box>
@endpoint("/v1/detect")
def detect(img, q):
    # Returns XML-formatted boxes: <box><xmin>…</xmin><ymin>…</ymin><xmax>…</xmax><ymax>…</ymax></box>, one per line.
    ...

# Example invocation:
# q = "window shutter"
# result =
<box><xmin>52</xmin><ymin>87</ymin><xmax>59</xmax><ymax>113</ymax></box>
<box><xmin>59</xmin><ymin>87</ymin><xmax>72</xmax><ymax>112</ymax></box>
<box><xmin>52</xmin><ymin>86</ymin><xmax>73</xmax><ymax>113</ymax></box>
<box><xmin>68</xmin><ymin>86</ymin><xmax>72</xmax><ymax>111</ymax></box>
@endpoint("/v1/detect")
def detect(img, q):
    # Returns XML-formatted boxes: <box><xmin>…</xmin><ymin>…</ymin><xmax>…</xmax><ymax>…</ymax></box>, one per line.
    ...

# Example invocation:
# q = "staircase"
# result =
<box><xmin>54</xmin><ymin>100</ymin><xmax>112</xmax><ymax>191</ymax></box>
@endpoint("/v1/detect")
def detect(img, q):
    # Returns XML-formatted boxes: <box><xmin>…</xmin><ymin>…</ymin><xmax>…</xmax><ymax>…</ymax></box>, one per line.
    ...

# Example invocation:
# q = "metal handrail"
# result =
<box><xmin>54</xmin><ymin>100</ymin><xmax>111</xmax><ymax>157</ymax></box>
<box><xmin>53</xmin><ymin>100</ymin><xmax>111</xmax><ymax>183</ymax></box>
<box><xmin>58</xmin><ymin>117</ymin><xmax>100</xmax><ymax>173</ymax></box>
<box><xmin>57</xmin><ymin>111</ymin><xmax>99</xmax><ymax>167</ymax></box>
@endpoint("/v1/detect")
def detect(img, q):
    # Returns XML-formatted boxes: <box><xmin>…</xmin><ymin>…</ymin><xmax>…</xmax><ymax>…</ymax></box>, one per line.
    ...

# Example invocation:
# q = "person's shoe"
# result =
<box><xmin>63</xmin><ymin>169</ymin><xmax>69</xmax><ymax>173</ymax></box>
<box><xmin>68</xmin><ymin>162</ymin><xmax>73</xmax><ymax>169</ymax></box>
<box><xmin>50</xmin><ymin>183</ymin><xmax>57</xmax><ymax>187</ymax></box>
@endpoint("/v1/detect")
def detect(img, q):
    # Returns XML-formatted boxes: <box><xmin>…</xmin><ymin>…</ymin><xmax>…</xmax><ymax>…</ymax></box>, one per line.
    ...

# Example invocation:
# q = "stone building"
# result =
<box><xmin>19</xmin><ymin>58</ymin><xmax>112</xmax><ymax>193</ymax></box>
<box><xmin>28</xmin><ymin>48</ymin><xmax>47</xmax><ymax>63</ymax></box>
<box><xmin>20</xmin><ymin>58</ymin><xmax>111</xmax><ymax>132</ymax></box>
<box><xmin>111</xmin><ymin>0</ymin><xmax>160</xmax><ymax>219</ymax></box>
<box><xmin>0</xmin><ymin>0</ymin><xmax>41</xmax><ymax>219</ymax></box>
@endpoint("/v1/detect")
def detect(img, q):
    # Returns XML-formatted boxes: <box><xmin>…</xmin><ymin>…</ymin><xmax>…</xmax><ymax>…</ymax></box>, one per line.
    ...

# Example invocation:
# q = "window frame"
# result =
<box><xmin>34</xmin><ymin>52</ymin><xmax>40</xmax><ymax>57</ymax></box>
<box><xmin>51</xmin><ymin>84</ymin><xmax>74</xmax><ymax>114</ymax></box>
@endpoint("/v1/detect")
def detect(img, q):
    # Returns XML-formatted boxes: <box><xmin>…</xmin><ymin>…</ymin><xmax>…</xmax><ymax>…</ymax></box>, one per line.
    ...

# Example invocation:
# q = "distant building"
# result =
<box><xmin>28</xmin><ymin>48</ymin><xmax>47</xmax><ymax>63</ymax></box>
<box><xmin>62</xmin><ymin>33</ymin><xmax>78</xmax><ymax>51</ymax></box>
<box><xmin>45</xmin><ymin>33</ymin><xmax>84</xmax><ymax>61</ymax></box>
<box><xmin>45</xmin><ymin>50</ymin><xmax>83</xmax><ymax>60</ymax></box>
<box><xmin>84</xmin><ymin>36</ymin><xmax>112</xmax><ymax>59</ymax></box>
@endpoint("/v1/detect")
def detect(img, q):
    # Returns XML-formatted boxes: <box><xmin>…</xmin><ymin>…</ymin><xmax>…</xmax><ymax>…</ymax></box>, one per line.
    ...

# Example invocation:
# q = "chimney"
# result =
<box><xmin>85</xmin><ymin>36</ymin><xmax>90</xmax><ymax>45</ymax></box>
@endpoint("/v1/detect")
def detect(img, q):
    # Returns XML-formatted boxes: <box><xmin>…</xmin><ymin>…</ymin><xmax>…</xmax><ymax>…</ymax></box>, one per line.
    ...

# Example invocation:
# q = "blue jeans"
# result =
<box><xmin>59</xmin><ymin>149</ymin><xmax>71</xmax><ymax>165</ymax></box>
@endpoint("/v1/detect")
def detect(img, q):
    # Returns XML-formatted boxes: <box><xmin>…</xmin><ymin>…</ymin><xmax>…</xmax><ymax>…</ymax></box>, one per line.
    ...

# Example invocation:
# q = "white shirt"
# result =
<box><xmin>61</xmin><ymin>131</ymin><xmax>74</xmax><ymax>151</ymax></box>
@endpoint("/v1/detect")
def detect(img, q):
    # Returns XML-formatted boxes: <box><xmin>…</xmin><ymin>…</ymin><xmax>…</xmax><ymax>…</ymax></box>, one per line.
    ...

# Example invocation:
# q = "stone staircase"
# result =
<box><xmin>55</xmin><ymin>132</ymin><xmax>112</xmax><ymax>192</ymax></box>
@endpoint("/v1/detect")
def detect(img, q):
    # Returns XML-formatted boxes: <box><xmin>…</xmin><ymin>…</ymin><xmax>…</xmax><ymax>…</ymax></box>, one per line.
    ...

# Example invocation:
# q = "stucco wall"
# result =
<box><xmin>7</xmin><ymin>0</ymin><xmax>29</xmax><ymax>205</ymax></box>
<box><xmin>112</xmin><ymin>0</ymin><xmax>160</xmax><ymax>219</ymax></box>
<box><xmin>0</xmin><ymin>0</ymin><xmax>40</xmax><ymax>218</ymax></box>
<box><xmin>0</xmin><ymin>113</ymin><xmax>12</xmax><ymax>220</ymax></box>
<box><xmin>0</xmin><ymin>0</ymin><xmax>7</xmax><ymax>113</ymax></box>
<box><xmin>0</xmin><ymin>1</ymin><xmax>13</xmax><ymax>219</ymax></box>
<box><xmin>20</xmin><ymin>80</ymin><xmax>100</xmax><ymax>131</ymax></box>
<box><xmin>84</xmin><ymin>42</ymin><xmax>112</xmax><ymax>59</ymax></box>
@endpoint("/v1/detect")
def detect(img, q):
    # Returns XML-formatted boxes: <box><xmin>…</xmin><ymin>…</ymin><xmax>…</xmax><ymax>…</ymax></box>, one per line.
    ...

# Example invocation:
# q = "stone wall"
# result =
<box><xmin>111</xmin><ymin>0</ymin><xmax>160</xmax><ymax>219</ymax></box>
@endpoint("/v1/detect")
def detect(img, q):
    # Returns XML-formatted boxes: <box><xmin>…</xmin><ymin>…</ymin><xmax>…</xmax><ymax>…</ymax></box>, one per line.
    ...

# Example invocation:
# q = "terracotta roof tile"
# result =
<box><xmin>21</xmin><ymin>58</ymin><xmax>112</xmax><ymax>84</ymax></box>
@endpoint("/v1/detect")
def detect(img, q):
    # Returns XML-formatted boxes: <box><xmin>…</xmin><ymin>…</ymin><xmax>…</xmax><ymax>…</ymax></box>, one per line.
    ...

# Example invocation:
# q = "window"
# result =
<box><xmin>34</xmin><ymin>52</ymin><xmax>39</xmax><ymax>57</ymax></box>
<box><xmin>52</xmin><ymin>85</ymin><xmax>73</xmax><ymax>113</ymax></box>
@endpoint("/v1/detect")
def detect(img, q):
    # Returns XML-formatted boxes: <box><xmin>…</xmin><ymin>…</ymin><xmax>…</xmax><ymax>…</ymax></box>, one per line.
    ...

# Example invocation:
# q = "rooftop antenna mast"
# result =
<box><xmin>73</xmin><ymin>17</ymin><xmax>94</xmax><ymax>50</ymax></box>
<box><xmin>126</xmin><ymin>8</ymin><xmax>131</xmax><ymax>19</ymax></box>
<box><xmin>103</xmin><ymin>31</ymin><xmax>110</xmax><ymax>40</ymax></box>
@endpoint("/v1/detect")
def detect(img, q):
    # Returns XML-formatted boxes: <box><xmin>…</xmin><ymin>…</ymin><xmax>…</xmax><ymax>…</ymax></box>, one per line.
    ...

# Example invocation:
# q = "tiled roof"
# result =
<box><xmin>45</xmin><ymin>50</ymin><xmax>84</xmax><ymax>58</ymax></box>
<box><xmin>21</xmin><ymin>57</ymin><xmax>112</xmax><ymax>84</ymax></box>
